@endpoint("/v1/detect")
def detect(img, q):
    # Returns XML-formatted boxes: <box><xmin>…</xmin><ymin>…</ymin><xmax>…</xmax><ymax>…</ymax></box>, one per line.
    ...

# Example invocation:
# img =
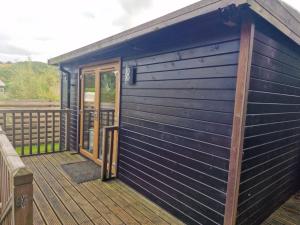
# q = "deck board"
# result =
<box><xmin>262</xmin><ymin>192</ymin><xmax>300</xmax><ymax>225</ymax></box>
<box><xmin>22</xmin><ymin>152</ymin><xmax>184</xmax><ymax>225</ymax></box>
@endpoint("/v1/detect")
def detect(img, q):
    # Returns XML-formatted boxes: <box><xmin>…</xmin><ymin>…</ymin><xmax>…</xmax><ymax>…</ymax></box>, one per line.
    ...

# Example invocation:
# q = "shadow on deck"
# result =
<box><xmin>22</xmin><ymin>152</ymin><xmax>184</xmax><ymax>225</ymax></box>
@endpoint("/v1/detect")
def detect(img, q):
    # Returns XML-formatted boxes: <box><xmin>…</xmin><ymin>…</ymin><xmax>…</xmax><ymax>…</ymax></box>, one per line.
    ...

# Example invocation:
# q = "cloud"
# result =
<box><xmin>34</xmin><ymin>36</ymin><xmax>52</xmax><ymax>41</ymax></box>
<box><xmin>0</xmin><ymin>33</ymin><xmax>11</xmax><ymax>41</ymax></box>
<box><xmin>82</xmin><ymin>11</ymin><xmax>96</xmax><ymax>20</ymax></box>
<box><xmin>113</xmin><ymin>0</ymin><xmax>153</xmax><ymax>29</ymax></box>
<box><xmin>0</xmin><ymin>43</ymin><xmax>33</xmax><ymax>56</ymax></box>
<box><xmin>112</xmin><ymin>14</ymin><xmax>131</xmax><ymax>28</ymax></box>
<box><xmin>118</xmin><ymin>0</ymin><xmax>153</xmax><ymax>14</ymax></box>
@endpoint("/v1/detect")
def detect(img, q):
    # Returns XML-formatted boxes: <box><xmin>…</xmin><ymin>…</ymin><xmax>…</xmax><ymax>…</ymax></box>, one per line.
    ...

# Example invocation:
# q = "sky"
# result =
<box><xmin>0</xmin><ymin>0</ymin><xmax>299</xmax><ymax>63</ymax></box>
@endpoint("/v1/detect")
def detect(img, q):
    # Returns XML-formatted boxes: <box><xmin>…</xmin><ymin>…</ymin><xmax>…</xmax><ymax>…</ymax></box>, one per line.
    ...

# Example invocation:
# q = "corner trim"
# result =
<box><xmin>224</xmin><ymin>15</ymin><xmax>255</xmax><ymax>225</ymax></box>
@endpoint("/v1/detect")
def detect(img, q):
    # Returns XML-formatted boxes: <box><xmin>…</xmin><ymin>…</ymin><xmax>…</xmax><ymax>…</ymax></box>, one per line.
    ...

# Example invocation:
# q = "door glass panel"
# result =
<box><xmin>82</xmin><ymin>73</ymin><xmax>96</xmax><ymax>152</ymax></box>
<box><xmin>98</xmin><ymin>71</ymin><xmax>117</xmax><ymax>159</ymax></box>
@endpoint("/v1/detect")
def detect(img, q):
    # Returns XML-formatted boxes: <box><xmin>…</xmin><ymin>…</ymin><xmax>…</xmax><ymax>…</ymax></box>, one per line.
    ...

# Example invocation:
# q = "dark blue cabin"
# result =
<box><xmin>49</xmin><ymin>0</ymin><xmax>300</xmax><ymax>224</ymax></box>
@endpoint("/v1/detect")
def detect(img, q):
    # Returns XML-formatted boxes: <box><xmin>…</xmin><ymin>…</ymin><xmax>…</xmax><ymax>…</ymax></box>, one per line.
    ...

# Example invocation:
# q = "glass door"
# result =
<box><xmin>80</xmin><ymin>70</ymin><xmax>98</xmax><ymax>160</ymax></box>
<box><xmin>80</xmin><ymin>61</ymin><xmax>120</xmax><ymax>166</ymax></box>
<box><xmin>98</xmin><ymin>70</ymin><xmax>118</xmax><ymax>160</ymax></box>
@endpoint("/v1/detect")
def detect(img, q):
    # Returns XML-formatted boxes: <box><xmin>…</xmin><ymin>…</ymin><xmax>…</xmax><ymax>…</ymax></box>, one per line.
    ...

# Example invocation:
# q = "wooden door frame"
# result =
<box><xmin>79</xmin><ymin>59</ymin><xmax>121</xmax><ymax>166</ymax></box>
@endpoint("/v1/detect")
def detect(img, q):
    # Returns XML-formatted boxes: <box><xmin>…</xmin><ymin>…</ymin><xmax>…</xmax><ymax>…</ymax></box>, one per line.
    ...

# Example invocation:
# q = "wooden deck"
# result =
<box><xmin>22</xmin><ymin>152</ymin><xmax>184</xmax><ymax>225</ymax></box>
<box><xmin>262</xmin><ymin>191</ymin><xmax>300</xmax><ymax>225</ymax></box>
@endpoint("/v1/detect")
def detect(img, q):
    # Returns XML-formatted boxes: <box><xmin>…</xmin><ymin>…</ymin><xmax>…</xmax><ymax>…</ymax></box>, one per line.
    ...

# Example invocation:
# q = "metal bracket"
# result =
<box><xmin>15</xmin><ymin>195</ymin><xmax>29</xmax><ymax>208</ymax></box>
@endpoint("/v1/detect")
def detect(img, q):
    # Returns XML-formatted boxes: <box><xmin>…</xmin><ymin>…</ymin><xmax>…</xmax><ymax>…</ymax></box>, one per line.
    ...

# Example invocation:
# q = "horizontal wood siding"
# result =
<box><xmin>118</xmin><ymin>30</ymin><xmax>240</xmax><ymax>225</ymax></box>
<box><xmin>237</xmin><ymin>26</ymin><xmax>300</xmax><ymax>225</ymax></box>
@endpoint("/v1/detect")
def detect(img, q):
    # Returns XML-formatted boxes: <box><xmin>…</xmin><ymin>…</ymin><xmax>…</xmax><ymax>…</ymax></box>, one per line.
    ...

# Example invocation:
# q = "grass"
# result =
<box><xmin>16</xmin><ymin>143</ymin><xmax>61</xmax><ymax>156</ymax></box>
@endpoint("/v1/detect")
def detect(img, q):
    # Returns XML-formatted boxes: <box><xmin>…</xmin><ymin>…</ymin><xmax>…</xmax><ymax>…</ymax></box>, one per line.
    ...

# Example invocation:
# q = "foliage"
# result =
<box><xmin>0</xmin><ymin>61</ymin><xmax>60</xmax><ymax>101</ymax></box>
<box><xmin>15</xmin><ymin>143</ymin><xmax>60</xmax><ymax>156</ymax></box>
<box><xmin>100</xmin><ymin>72</ymin><xmax>116</xmax><ymax>103</ymax></box>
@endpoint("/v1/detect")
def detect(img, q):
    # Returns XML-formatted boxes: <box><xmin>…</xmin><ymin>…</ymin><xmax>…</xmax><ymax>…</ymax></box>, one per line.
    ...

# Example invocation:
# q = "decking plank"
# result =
<box><xmin>60</xmin><ymin>152</ymin><xmax>184</xmax><ymax>225</ymax></box>
<box><xmin>262</xmin><ymin>191</ymin><xmax>300</xmax><ymax>225</ymax></box>
<box><xmin>22</xmin><ymin>152</ymin><xmax>185</xmax><ymax>225</ymax></box>
<box><xmin>30</xmin><ymin>156</ymin><xmax>94</xmax><ymax>225</ymax></box>
<box><xmin>93</xmin><ymin>180</ymin><xmax>168</xmax><ymax>225</ymax></box>
<box><xmin>53</xmin><ymin>153</ymin><xmax>143</xmax><ymax>225</ymax></box>
<box><xmin>40</xmin><ymin>155</ymin><xmax>112</xmax><ymax>225</ymax></box>
<box><xmin>25</xmin><ymin>157</ymin><xmax>78</xmax><ymax>225</ymax></box>
<box><xmin>87</xmin><ymin>181</ymin><xmax>155</xmax><ymax>225</ymax></box>
<box><xmin>110</xmin><ymin>181</ymin><xmax>184</xmax><ymax>225</ymax></box>
<box><xmin>33</xmin><ymin>201</ymin><xmax>46</xmax><ymax>225</ymax></box>
<box><xmin>22</xmin><ymin>157</ymin><xmax>63</xmax><ymax>225</ymax></box>
<box><xmin>46</xmin><ymin>153</ymin><xmax>131</xmax><ymax>225</ymax></box>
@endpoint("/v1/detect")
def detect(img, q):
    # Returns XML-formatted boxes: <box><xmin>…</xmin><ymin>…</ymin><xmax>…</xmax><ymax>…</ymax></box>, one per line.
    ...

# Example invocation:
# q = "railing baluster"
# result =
<box><xmin>59</xmin><ymin>110</ymin><xmax>63</xmax><ymax>152</ymax></box>
<box><xmin>52</xmin><ymin>112</ymin><xmax>55</xmax><ymax>152</ymax></box>
<box><xmin>21</xmin><ymin>112</ymin><xmax>24</xmax><ymax>156</ymax></box>
<box><xmin>101</xmin><ymin>125</ymin><xmax>118</xmax><ymax>181</ymax></box>
<box><xmin>66</xmin><ymin>110</ymin><xmax>70</xmax><ymax>151</ymax></box>
<box><xmin>29</xmin><ymin>112</ymin><xmax>32</xmax><ymax>155</ymax></box>
<box><xmin>108</xmin><ymin>129</ymin><xmax>114</xmax><ymax>179</ymax></box>
<box><xmin>45</xmin><ymin>112</ymin><xmax>48</xmax><ymax>153</ymax></box>
<box><xmin>101</xmin><ymin>128</ymin><xmax>108</xmax><ymax>181</ymax></box>
<box><xmin>3</xmin><ymin>112</ymin><xmax>6</xmax><ymax>131</ymax></box>
<box><xmin>37</xmin><ymin>112</ymin><xmax>40</xmax><ymax>154</ymax></box>
<box><xmin>12</xmin><ymin>113</ymin><xmax>15</xmax><ymax>147</ymax></box>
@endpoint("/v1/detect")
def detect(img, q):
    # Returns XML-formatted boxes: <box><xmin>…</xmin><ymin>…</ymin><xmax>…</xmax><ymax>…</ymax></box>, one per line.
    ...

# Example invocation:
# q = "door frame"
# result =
<box><xmin>79</xmin><ymin>59</ymin><xmax>121</xmax><ymax>166</ymax></box>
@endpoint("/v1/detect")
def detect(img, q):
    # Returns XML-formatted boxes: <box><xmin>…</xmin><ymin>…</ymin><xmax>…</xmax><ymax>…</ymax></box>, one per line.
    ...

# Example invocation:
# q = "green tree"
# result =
<box><xmin>0</xmin><ymin>61</ymin><xmax>59</xmax><ymax>101</ymax></box>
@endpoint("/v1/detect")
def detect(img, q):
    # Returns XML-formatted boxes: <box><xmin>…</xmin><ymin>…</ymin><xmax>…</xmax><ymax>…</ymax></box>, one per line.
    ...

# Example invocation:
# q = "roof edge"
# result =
<box><xmin>48</xmin><ymin>0</ymin><xmax>248</xmax><ymax>65</ymax></box>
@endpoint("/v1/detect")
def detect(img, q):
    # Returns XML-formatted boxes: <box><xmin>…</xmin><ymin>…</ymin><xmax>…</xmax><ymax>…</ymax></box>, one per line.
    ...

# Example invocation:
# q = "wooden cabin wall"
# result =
<box><xmin>118</xmin><ymin>29</ymin><xmax>241</xmax><ymax>224</ymax></box>
<box><xmin>236</xmin><ymin>23</ymin><xmax>300</xmax><ymax>225</ymax></box>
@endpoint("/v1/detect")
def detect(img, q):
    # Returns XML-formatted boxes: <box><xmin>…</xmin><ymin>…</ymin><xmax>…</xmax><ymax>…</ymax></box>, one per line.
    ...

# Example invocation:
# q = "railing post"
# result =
<box><xmin>13</xmin><ymin>168</ymin><xmax>33</xmax><ymax>225</ymax></box>
<box><xmin>0</xmin><ymin>126</ymin><xmax>33</xmax><ymax>225</ymax></box>
<box><xmin>101</xmin><ymin>126</ymin><xmax>118</xmax><ymax>181</ymax></box>
<box><xmin>101</xmin><ymin>127</ymin><xmax>108</xmax><ymax>181</ymax></box>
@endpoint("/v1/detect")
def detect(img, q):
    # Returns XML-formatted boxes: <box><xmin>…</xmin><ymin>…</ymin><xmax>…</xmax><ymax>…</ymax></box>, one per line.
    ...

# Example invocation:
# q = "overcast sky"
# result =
<box><xmin>0</xmin><ymin>0</ymin><xmax>299</xmax><ymax>63</ymax></box>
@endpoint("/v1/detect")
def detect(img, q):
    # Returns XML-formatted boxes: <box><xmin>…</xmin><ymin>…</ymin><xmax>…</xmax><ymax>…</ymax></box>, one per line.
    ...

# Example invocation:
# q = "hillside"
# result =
<box><xmin>0</xmin><ymin>61</ymin><xmax>60</xmax><ymax>101</ymax></box>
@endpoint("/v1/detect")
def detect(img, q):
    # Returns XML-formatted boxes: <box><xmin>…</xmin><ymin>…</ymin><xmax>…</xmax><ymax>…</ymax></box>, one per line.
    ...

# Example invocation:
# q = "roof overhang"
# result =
<box><xmin>48</xmin><ymin>0</ymin><xmax>300</xmax><ymax>65</ymax></box>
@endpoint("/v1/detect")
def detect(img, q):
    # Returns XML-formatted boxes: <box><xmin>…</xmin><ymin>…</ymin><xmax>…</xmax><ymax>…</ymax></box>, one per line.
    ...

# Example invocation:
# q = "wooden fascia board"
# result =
<box><xmin>223</xmin><ymin>15</ymin><xmax>255</xmax><ymax>225</ymax></box>
<box><xmin>248</xmin><ymin>0</ymin><xmax>300</xmax><ymax>45</ymax></box>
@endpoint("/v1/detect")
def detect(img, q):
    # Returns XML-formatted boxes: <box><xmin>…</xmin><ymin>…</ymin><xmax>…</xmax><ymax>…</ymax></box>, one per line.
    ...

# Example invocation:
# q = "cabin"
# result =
<box><xmin>1</xmin><ymin>0</ymin><xmax>300</xmax><ymax>225</ymax></box>
<box><xmin>48</xmin><ymin>0</ymin><xmax>300</xmax><ymax>224</ymax></box>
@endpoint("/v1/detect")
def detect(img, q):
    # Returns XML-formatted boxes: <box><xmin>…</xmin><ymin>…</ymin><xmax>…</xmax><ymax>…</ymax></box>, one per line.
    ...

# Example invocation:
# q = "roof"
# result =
<box><xmin>48</xmin><ymin>0</ymin><xmax>300</xmax><ymax>65</ymax></box>
<box><xmin>0</xmin><ymin>80</ymin><xmax>5</xmax><ymax>87</ymax></box>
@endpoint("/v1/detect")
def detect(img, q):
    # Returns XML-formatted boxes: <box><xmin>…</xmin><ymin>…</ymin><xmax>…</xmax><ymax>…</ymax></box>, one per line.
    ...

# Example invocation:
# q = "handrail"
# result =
<box><xmin>0</xmin><ymin>195</ymin><xmax>12</xmax><ymax>223</ymax></box>
<box><xmin>101</xmin><ymin>125</ymin><xmax>119</xmax><ymax>181</ymax></box>
<box><xmin>0</xmin><ymin>109</ymin><xmax>69</xmax><ymax>113</ymax></box>
<box><xmin>0</xmin><ymin>126</ymin><xmax>33</xmax><ymax>225</ymax></box>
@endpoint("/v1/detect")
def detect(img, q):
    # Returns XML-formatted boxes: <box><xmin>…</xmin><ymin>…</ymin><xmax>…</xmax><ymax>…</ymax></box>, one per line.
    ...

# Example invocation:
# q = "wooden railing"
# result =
<box><xmin>0</xmin><ymin>109</ymin><xmax>70</xmax><ymax>156</ymax></box>
<box><xmin>101</xmin><ymin>126</ymin><xmax>119</xmax><ymax>181</ymax></box>
<box><xmin>0</xmin><ymin>126</ymin><xmax>33</xmax><ymax>225</ymax></box>
<box><xmin>83</xmin><ymin>109</ymin><xmax>115</xmax><ymax>127</ymax></box>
